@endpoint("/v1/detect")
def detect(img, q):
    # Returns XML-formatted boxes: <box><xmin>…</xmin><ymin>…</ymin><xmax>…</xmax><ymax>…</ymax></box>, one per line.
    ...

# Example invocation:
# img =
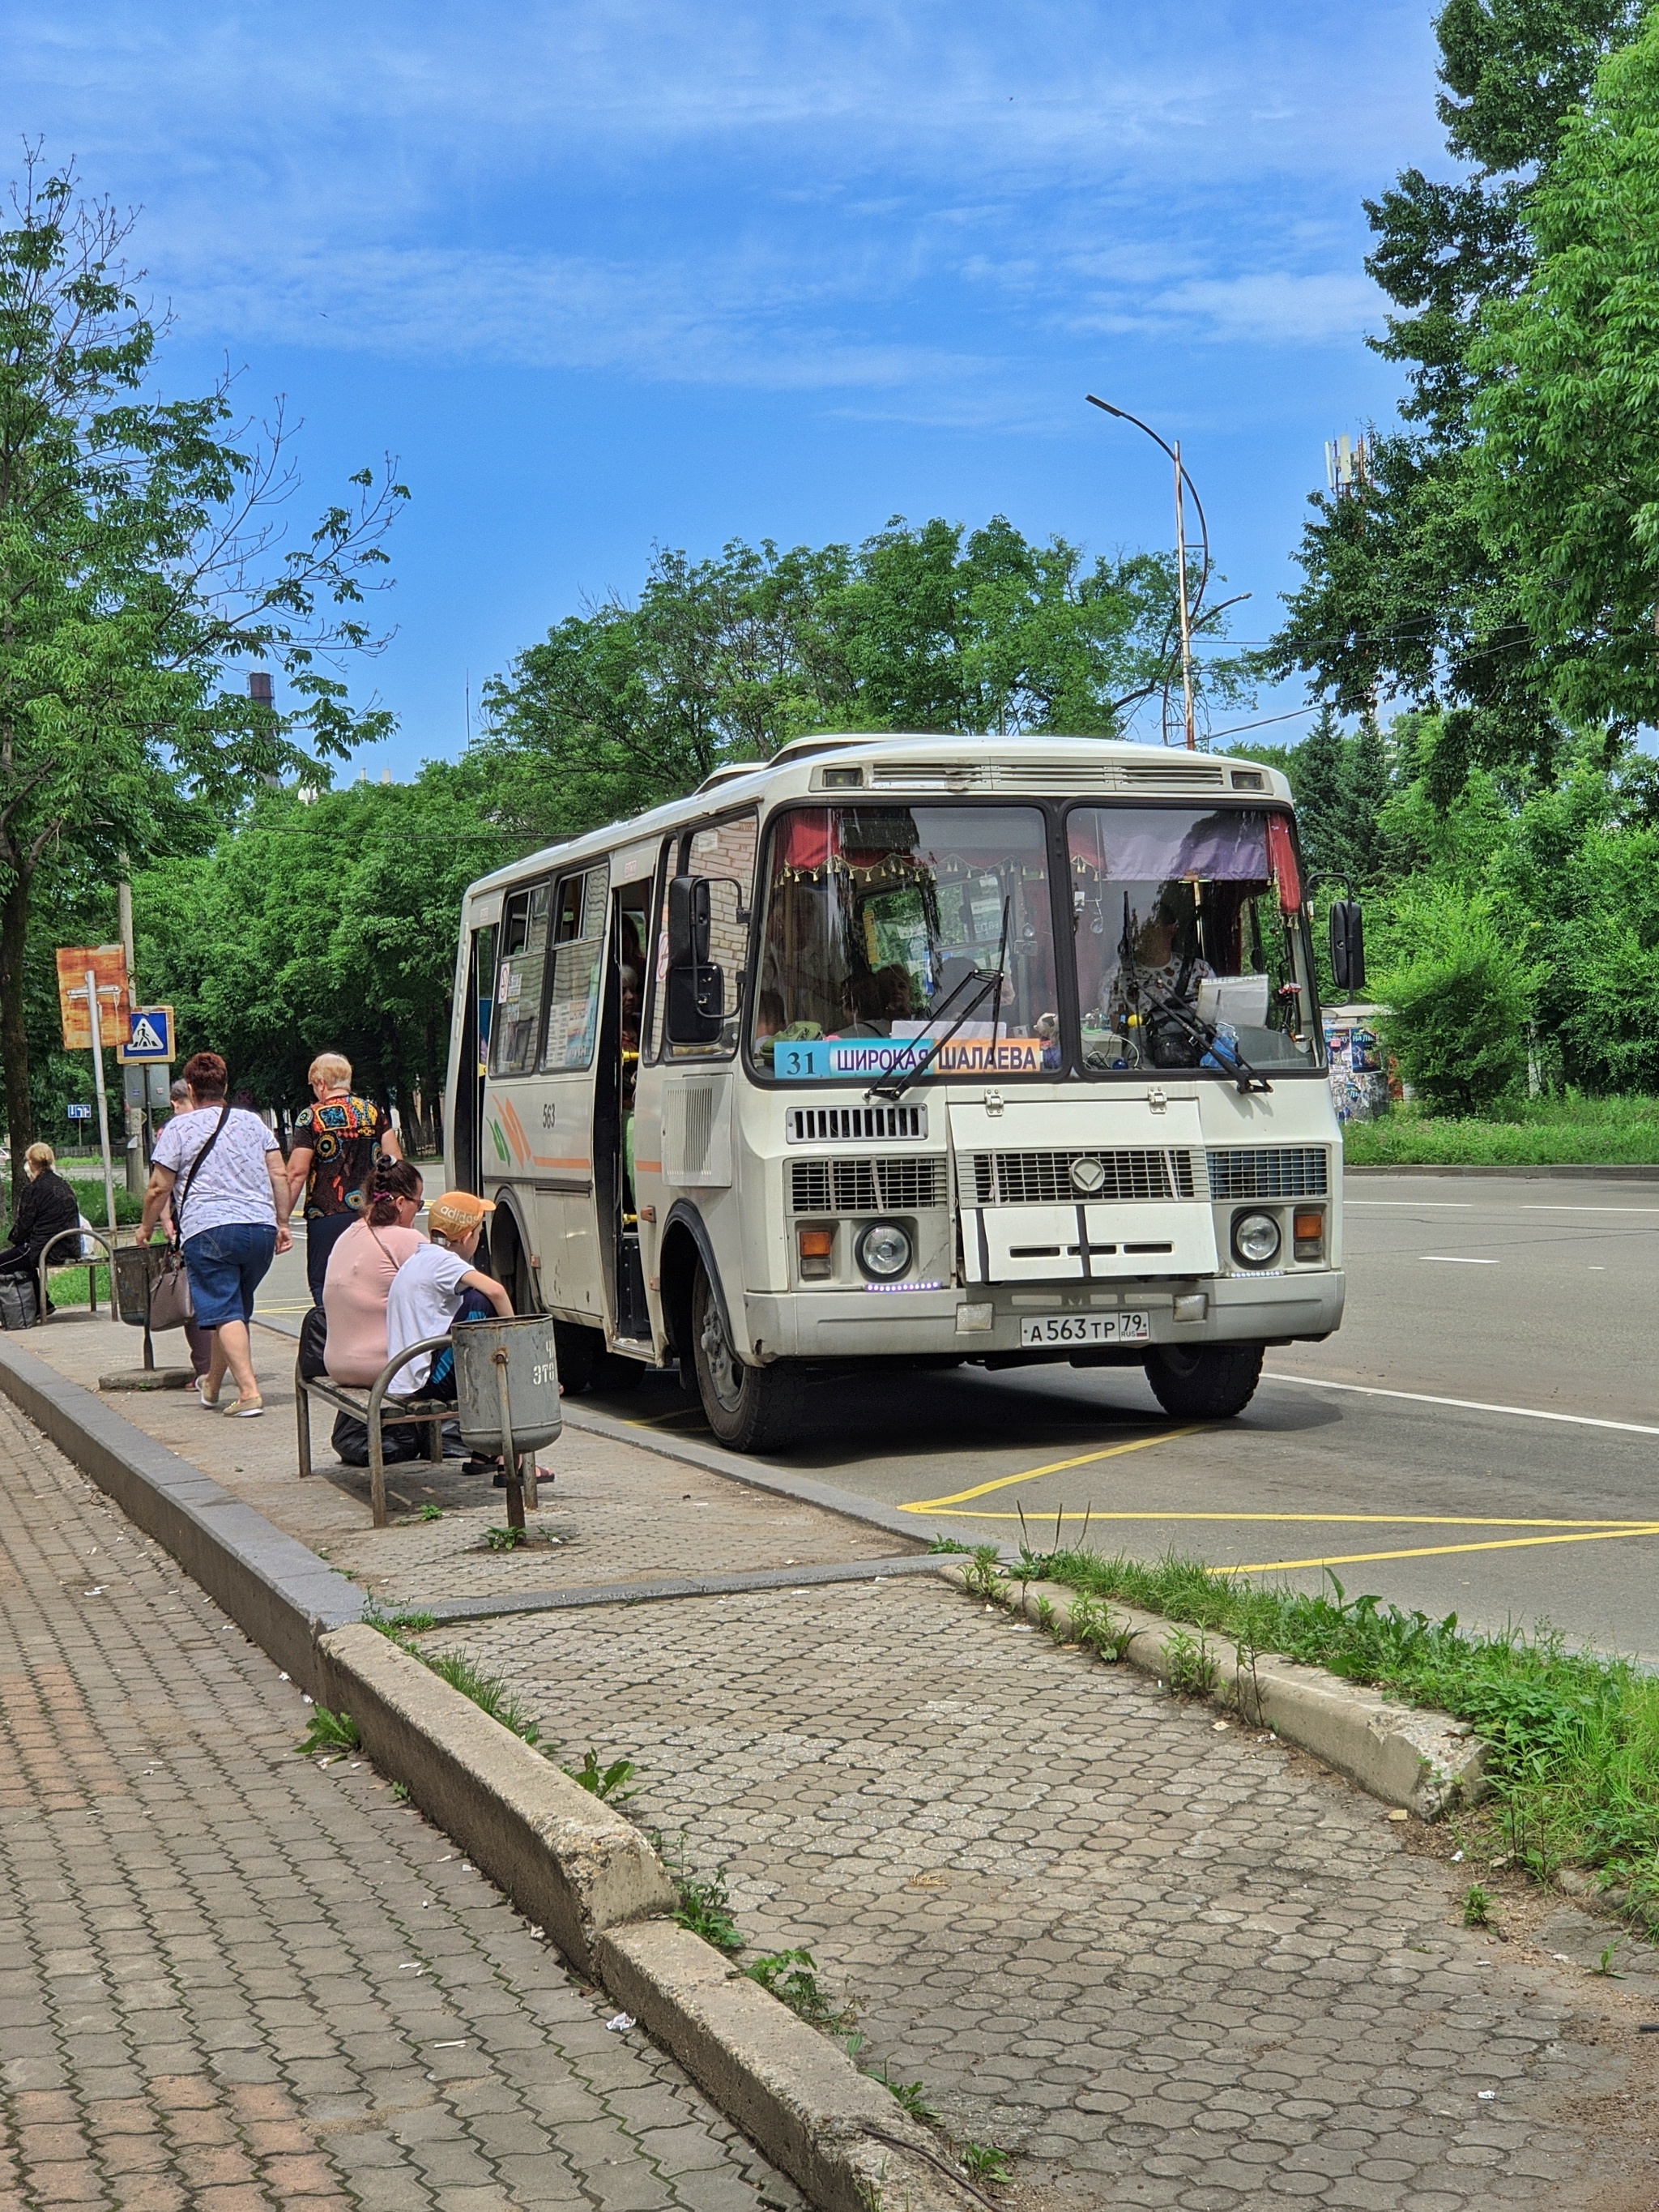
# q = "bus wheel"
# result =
<box><xmin>1144</xmin><ymin>1343</ymin><xmax>1264</xmax><ymax>1420</ymax></box>
<box><xmin>552</xmin><ymin>1322</ymin><xmax>601</xmax><ymax>1395</ymax></box>
<box><xmin>691</xmin><ymin>1264</ymin><xmax>801</xmax><ymax>1452</ymax></box>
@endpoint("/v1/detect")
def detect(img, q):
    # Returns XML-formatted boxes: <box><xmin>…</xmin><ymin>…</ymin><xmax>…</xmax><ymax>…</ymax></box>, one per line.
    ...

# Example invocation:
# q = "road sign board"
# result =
<box><xmin>55</xmin><ymin>947</ymin><xmax>129</xmax><ymax>1050</ymax></box>
<box><xmin>117</xmin><ymin>1006</ymin><xmax>175</xmax><ymax>1063</ymax></box>
<box><xmin>66</xmin><ymin>1104</ymin><xmax>92</xmax><ymax>1121</ymax></box>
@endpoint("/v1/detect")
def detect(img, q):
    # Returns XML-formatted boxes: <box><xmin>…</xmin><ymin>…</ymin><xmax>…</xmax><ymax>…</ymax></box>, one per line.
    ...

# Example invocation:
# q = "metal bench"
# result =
<box><xmin>36</xmin><ymin>1225</ymin><xmax>117</xmax><ymax>1323</ymax></box>
<box><xmin>294</xmin><ymin>1335</ymin><xmax>540</xmax><ymax>1529</ymax></box>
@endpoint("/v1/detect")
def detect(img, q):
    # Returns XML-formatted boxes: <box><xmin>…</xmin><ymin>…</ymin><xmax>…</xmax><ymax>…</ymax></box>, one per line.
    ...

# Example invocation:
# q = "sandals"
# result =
<box><xmin>222</xmin><ymin>1396</ymin><xmax>265</xmax><ymax>1418</ymax></box>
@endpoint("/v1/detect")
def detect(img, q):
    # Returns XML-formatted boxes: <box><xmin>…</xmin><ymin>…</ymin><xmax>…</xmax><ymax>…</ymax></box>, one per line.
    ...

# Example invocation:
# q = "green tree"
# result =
<box><xmin>481</xmin><ymin>518</ymin><xmax>1249</xmax><ymax>841</ymax></box>
<box><xmin>0</xmin><ymin>157</ymin><xmax>405</xmax><ymax>1192</ymax></box>
<box><xmin>1470</xmin><ymin>14</ymin><xmax>1659</xmax><ymax>736</ymax></box>
<box><xmin>1263</xmin><ymin>0</ymin><xmax>1644</xmax><ymax>792</ymax></box>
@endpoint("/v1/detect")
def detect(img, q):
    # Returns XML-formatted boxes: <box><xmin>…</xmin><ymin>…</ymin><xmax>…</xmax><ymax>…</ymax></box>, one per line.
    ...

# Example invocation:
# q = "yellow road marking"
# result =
<box><xmin>902</xmin><ymin>1427</ymin><xmax>1201</xmax><ymax>1512</ymax></box>
<box><xmin>1219</xmin><ymin>1526</ymin><xmax>1659</xmax><ymax>1574</ymax></box>
<box><xmin>902</xmin><ymin>1510</ymin><xmax>1657</xmax><ymax>1529</ymax></box>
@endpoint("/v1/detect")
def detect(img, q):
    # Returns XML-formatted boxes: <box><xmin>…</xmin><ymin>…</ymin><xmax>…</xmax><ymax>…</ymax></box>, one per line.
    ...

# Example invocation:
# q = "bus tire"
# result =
<box><xmin>1144</xmin><ymin>1343</ymin><xmax>1264</xmax><ymax>1420</ymax></box>
<box><xmin>552</xmin><ymin>1321</ymin><xmax>601</xmax><ymax>1396</ymax></box>
<box><xmin>691</xmin><ymin>1263</ymin><xmax>802</xmax><ymax>1452</ymax></box>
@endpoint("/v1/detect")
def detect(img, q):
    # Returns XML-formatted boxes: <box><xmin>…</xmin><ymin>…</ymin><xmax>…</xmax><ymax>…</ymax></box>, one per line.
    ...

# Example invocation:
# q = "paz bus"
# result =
<box><xmin>442</xmin><ymin>732</ymin><xmax>1345</xmax><ymax>1451</ymax></box>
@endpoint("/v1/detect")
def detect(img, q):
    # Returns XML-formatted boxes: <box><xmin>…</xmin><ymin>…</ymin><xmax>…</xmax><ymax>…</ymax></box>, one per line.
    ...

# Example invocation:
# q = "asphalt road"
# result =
<box><xmin>254</xmin><ymin>1173</ymin><xmax>1659</xmax><ymax>1660</ymax></box>
<box><xmin>582</xmin><ymin>1173</ymin><xmax>1659</xmax><ymax>1663</ymax></box>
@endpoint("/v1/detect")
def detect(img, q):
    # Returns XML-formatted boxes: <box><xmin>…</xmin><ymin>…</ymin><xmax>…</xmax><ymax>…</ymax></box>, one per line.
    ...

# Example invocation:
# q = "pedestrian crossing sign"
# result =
<box><xmin>117</xmin><ymin>1006</ymin><xmax>175</xmax><ymax>1063</ymax></box>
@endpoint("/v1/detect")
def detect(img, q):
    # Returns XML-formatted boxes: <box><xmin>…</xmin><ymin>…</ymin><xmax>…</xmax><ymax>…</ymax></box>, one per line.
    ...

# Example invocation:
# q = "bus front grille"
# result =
<box><xmin>789</xmin><ymin>1157</ymin><xmax>947</xmax><ymax>1214</ymax></box>
<box><xmin>1205</xmin><ymin>1147</ymin><xmax>1329</xmax><ymax>1199</ymax></box>
<box><xmin>970</xmin><ymin>1149</ymin><xmax>1197</xmax><ymax>1206</ymax></box>
<box><xmin>786</xmin><ymin>1104</ymin><xmax>927</xmax><ymax>1143</ymax></box>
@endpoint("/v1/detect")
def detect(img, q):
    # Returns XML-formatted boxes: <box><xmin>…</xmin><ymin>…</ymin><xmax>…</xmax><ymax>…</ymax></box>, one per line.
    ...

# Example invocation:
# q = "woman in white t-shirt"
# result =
<box><xmin>138</xmin><ymin>1051</ymin><xmax>292</xmax><ymax>1417</ymax></box>
<box><xmin>385</xmin><ymin>1190</ymin><xmax>513</xmax><ymax>1400</ymax></box>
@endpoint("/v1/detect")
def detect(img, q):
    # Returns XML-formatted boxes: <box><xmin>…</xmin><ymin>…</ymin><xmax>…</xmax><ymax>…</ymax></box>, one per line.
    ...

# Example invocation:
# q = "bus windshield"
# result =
<box><xmin>752</xmin><ymin>805</ymin><xmax>1061</xmax><ymax>1080</ymax></box>
<box><xmin>1068</xmin><ymin>805</ymin><xmax>1320</xmax><ymax>1074</ymax></box>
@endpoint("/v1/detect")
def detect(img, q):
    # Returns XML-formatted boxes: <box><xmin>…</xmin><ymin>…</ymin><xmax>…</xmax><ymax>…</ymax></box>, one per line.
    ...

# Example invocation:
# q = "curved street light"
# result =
<box><xmin>1085</xmin><ymin>394</ymin><xmax>1213</xmax><ymax>750</ymax></box>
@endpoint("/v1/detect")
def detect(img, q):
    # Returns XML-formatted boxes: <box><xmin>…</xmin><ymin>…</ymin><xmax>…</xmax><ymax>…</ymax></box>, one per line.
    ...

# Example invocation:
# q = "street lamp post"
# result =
<box><xmin>1085</xmin><ymin>395</ymin><xmax>1213</xmax><ymax>751</ymax></box>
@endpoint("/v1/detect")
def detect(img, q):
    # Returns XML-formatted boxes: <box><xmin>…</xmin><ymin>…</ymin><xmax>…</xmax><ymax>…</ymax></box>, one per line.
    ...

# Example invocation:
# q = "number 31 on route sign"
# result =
<box><xmin>117</xmin><ymin>1006</ymin><xmax>176</xmax><ymax>1064</ymax></box>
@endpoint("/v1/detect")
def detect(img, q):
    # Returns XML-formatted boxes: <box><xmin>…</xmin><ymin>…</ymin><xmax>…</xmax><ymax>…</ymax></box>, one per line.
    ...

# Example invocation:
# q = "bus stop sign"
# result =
<box><xmin>117</xmin><ymin>1006</ymin><xmax>175</xmax><ymax>1063</ymax></box>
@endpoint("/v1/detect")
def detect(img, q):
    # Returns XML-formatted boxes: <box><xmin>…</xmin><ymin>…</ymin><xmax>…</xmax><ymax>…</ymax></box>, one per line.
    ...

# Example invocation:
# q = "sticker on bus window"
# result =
<box><xmin>774</xmin><ymin>1036</ymin><xmax>1047</xmax><ymax>1080</ymax></box>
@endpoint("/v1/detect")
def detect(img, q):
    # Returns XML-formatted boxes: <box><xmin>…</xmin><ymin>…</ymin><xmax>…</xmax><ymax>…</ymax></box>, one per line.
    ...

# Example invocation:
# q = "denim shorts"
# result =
<box><xmin>183</xmin><ymin>1223</ymin><xmax>278</xmax><ymax>1329</ymax></box>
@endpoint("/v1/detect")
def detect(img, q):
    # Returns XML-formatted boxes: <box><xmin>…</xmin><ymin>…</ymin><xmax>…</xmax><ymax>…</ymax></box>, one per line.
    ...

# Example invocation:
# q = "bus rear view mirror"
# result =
<box><xmin>1329</xmin><ymin>899</ymin><xmax>1366</xmax><ymax>994</ymax></box>
<box><xmin>667</xmin><ymin>876</ymin><xmax>711</xmax><ymax>967</ymax></box>
<box><xmin>665</xmin><ymin>962</ymin><xmax>725</xmax><ymax>1044</ymax></box>
<box><xmin>665</xmin><ymin>876</ymin><xmax>723</xmax><ymax>1042</ymax></box>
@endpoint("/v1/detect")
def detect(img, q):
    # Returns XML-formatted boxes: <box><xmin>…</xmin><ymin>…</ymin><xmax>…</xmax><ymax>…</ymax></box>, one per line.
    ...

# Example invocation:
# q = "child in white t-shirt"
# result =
<box><xmin>386</xmin><ymin>1190</ymin><xmax>514</xmax><ymax>1399</ymax></box>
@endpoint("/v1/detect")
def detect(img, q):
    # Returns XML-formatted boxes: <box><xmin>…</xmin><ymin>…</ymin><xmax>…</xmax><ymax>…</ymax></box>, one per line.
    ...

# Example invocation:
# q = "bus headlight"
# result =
<box><xmin>1230</xmin><ymin>1211</ymin><xmax>1282</xmax><ymax>1267</ymax></box>
<box><xmin>856</xmin><ymin>1221</ymin><xmax>912</xmax><ymax>1280</ymax></box>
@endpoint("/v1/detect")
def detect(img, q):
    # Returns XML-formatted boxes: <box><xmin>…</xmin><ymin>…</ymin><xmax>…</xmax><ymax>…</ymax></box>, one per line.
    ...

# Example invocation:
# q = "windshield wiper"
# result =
<box><xmin>867</xmin><ymin>901</ymin><xmax>1011</xmax><ymax>1103</ymax></box>
<box><xmin>1119</xmin><ymin>890</ymin><xmax>1270</xmax><ymax>1095</ymax></box>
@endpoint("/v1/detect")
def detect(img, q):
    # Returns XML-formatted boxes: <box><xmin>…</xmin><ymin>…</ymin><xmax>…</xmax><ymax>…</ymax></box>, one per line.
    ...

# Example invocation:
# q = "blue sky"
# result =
<box><xmin>5</xmin><ymin>2</ymin><xmax>1446</xmax><ymax>778</ymax></box>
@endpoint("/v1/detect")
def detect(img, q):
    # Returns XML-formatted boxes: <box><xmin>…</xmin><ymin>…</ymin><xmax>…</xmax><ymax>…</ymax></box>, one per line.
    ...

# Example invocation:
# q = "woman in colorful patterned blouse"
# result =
<box><xmin>285</xmin><ymin>1052</ymin><xmax>403</xmax><ymax>1305</ymax></box>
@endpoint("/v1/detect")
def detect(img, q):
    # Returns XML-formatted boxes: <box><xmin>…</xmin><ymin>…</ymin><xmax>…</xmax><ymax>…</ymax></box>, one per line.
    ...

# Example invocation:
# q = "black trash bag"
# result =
<box><xmin>0</xmin><ymin>1274</ymin><xmax>40</xmax><ymax>1330</ymax></box>
<box><xmin>298</xmin><ymin>1304</ymin><xmax>329</xmax><ymax>1381</ymax></box>
<box><xmin>331</xmin><ymin>1409</ymin><xmax>424</xmax><ymax>1467</ymax></box>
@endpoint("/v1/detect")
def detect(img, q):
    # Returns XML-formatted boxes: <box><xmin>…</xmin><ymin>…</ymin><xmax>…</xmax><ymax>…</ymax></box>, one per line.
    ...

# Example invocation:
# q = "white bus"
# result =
<box><xmin>443</xmin><ymin>733</ymin><xmax>1345</xmax><ymax>1450</ymax></box>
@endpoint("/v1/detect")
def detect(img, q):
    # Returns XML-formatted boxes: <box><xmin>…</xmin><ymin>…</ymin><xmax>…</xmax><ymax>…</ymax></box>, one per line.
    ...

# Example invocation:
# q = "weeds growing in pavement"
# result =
<box><xmin>865</xmin><ymin>2064</ymin><xmax>937</xmax><ymax>2124</ymax></box>
<box><xmin>960</xmin><ymin>1544</ymin><xmax>1004</xmax><ymax>1599</ymax></box>
<box><xmin>1162</xmin><ymin>1626</ymin><xmax>1219</xmax><ymax>1699</ymax></box>
<box><xmin>744</xmin><ymin>1948</ymin><xmax>858</xmax><ymax>2034</ymax></box>
<box><xmin>562</xmin><ymin>1749</ymin><xmax>638</xmax><ymax>1804</ymax></box>
<box><xmin>390</xmin><ymin>1781</ymin><xmax>411</xmax><ymax>1804</ymax></box>
<box><xmin>1462</xmin><ymin>1885</ymin><xmax>1492</xmax><ymax>1928</ymax></box>
<box><xmin>364</xmin><ymin>1604</ymin><xmax>437</xmax><ymax>1640</ymax></box>
<box><xmin>962</xmin><ymin>2143</ymin><xmax>1012</xmax><ymax>2186</ymax></box>
<box><xmin>419</xmin><ymin>1504</ymin><xmax>444</xmax><ymax>1522</ymax></box>
<box><xmin>927</xmin><ymin>1536</ymin><xmax>973</xmax><ymax>1555</ymax></box>
<box><xmin>1023</xmin><ymin>1545</ymin><xmax>1659</xmax><ymax>1932</ymax></box>
<box><xmin>484</xmin><ymin>1525</ymin><xmax>528</xmax><ymax>1551</ymax></box>
<box><xmin>423</xmin><ymin>1651</ymin><xmax>544</xmax><ymax>1748</ymax></box>
<box><xmin>297</xmin><ymin>1706</ymin><xmax>359</xmax><ymax>1756</ymax></box>
<box><xmin>1591</xmin><ymin>1941</ymin><xmax>1624</xmax><ymax>1977</ymax></box>
<box><xmin>1065</xmin><ymin>1593</ymin><xmax>1136</xmax><ymax>1663</ymax></box>
<box><xmin>648</xmin><ymin>1831</ymin><xmax>744</xmax><ymax>1953</ymax></box>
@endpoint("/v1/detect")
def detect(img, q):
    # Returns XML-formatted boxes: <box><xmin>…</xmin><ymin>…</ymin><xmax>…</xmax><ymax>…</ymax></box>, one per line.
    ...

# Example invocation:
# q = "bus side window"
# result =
<box><xmin>492</xmin><ymin>880</ymin><xmax>553</xmax><ymax>1077</ymax></box>
<box><xmin>646</xmin><ymin>839</ymin><xmax>675</xmax><ymax>1065</ymax></box>
<box><xmin>542</xmin><ymin>861</ymin><xmax>610</xmax><ymax>1072</ymax></box>
<box><xmin>666</xmin><ymin>813</ymin><xmax>757</xmax><ymax>1061</ymax></box>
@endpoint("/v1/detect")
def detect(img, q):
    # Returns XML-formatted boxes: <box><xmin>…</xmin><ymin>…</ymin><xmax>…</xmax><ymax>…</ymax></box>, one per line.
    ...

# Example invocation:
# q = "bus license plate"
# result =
<box><xmin>1020</xmin><ymin>1311</ymin><xmax>1149</xmax><ymax>1347</ymax></box>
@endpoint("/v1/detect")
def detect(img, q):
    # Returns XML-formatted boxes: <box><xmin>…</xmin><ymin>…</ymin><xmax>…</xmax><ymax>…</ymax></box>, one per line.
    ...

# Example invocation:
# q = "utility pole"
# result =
<box><xmin>117</xmin><ymin>870</ymin><xmax>145</xmax><ymax>1194</ymax></box>
<box><xmin>1173</xmin><ymin>441</ymin><xmax>1196</xmax><ymax>751</ymax></box>
<box><xmin>1086</xmin><ymin>395</ymin><xmax>1213</xmax><ymax>749</ymax></box>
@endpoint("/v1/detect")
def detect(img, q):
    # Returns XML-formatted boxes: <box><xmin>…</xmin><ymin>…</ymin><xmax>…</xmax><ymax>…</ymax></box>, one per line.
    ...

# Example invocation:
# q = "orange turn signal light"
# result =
<box><xmin>798</xmin><ymin>1228</ymin><xmax>834</xmax><ymax>1258</ymax></box>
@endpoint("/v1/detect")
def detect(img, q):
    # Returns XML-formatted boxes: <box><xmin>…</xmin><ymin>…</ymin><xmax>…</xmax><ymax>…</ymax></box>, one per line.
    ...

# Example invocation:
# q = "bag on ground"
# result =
<box><xmin>0</xmin><ymin>1275</ymin><xmax>40</xmax><ymax>1330</ymax></box>
<box><xmin>331</xmin><ymin>1409</ymin><xmax>424</xmax><ymax>1467</ymax></box>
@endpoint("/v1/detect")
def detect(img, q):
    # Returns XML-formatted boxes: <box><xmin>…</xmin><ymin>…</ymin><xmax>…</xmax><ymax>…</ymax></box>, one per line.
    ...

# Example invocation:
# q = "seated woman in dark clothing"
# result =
<box><xmin>0</xmin><ymin>1143</ymin><xmax>82</xmax><ymax>1282</ymax></box>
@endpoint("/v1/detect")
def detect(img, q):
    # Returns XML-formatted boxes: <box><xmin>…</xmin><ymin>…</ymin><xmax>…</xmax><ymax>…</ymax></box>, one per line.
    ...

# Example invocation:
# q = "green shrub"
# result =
<box><xmin>1371</xmin><ymin>884</ymin><xmax>1540</xmax><ymax>1116</ymax></box>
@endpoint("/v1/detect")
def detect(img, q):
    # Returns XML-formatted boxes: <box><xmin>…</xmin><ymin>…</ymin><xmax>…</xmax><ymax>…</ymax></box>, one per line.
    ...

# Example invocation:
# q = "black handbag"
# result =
<box><xmin>0</xmin><ymin>1274</ymin><xmax>39</xmax><ymax>1330</ymax></box>
<box><xmin>331</xmin><ymin>1409</ymin><xmax>423</xmax><ymax>1467</ymax></box>
<box><xmin>298</xmin><ymin>1305</ymin><xmax>330</xmax><ymax>1381</ymax></box>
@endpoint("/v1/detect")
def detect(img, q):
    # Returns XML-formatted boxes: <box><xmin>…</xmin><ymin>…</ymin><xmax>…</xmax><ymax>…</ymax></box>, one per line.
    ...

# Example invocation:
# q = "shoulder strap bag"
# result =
<box><xmin>148</xmin><ymin>1106</ymin><xmax>232</xmax><ymax>1332</ymax></box>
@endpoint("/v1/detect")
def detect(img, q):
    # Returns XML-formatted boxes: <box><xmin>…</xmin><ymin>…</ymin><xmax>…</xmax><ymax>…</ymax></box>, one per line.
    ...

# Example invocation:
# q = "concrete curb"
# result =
<box><xmin>0</xmin><ymin>1334</ymin><xmax>364</xmax><ymax>1689</ymax></box>
<box><xmin>940</xmin><ymin>1563</ymin><xmax>1487</xmax><ymax>1818</ymax></box>
<box><xmin>316</xmin><ymin>1622</ymin><xmax>676</xmax><ymax>1975</ymax></box>
<box><xmin>560</xmin><ymin>1401</ymin><xmax>929</xmax><ymax>1548</ymax></box>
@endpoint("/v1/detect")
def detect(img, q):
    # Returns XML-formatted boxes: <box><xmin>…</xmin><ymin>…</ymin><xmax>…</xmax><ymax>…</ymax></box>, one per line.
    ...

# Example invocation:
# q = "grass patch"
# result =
<box><xmin>363</xmin><ymin>1604</ymin><xmax>438</xmax><ymax>1638</ymax></box>
<box><xmin>422</xmin><ymin>1650</ymin><xmax>544</xmax><ymax>1749</ymax></box>
<box><xmin>1344</xmin><ymin>1093</ymin><xmax>1659</xmax><ymax>1167</ymax></box>
<box><xmin>1030</xmin><ymin>1546</ymin><xmax>1659</xmax><ymax>1928</ymax></box>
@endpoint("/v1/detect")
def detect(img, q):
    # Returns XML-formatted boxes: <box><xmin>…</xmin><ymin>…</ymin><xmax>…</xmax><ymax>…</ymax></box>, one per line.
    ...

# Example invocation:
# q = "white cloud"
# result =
<box><xmin>1084</xmin><ymin>271</ymin><xmax>1385</xmax><ymax>348</ymax></box>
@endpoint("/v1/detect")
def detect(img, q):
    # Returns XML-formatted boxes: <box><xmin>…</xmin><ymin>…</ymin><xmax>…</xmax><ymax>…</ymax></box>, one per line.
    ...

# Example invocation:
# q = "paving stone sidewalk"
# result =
<box><xmin>20</xmin><ymin>1311</ymin><xmax>902</xmax><ymax>1608</ymax></box>
<box><xmin>425</xmin><ymin>1584</ymin><xmax>1659</xmax><ymax>2212</ymax></box>
<box><xmin>0</xmin><ymin>1390</ymin><xmax>799</xmax><ymax>2212</ymax></box>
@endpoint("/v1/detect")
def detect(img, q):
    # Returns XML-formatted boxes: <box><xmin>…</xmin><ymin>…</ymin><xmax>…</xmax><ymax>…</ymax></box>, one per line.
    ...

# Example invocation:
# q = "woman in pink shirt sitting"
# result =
<box><xmin>322</xmin><ymin>1159</ymin><xmax>426</xmax><ymax>1385</ymax></box>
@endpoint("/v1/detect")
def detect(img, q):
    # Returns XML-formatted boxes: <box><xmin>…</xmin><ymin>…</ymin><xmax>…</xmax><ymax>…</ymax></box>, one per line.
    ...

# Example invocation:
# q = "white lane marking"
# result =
<box><xmin>1419</xmin><ymin>1254</ymin><xmax>1499</xmax><ymax>1265</ymax></box>
<box><xmin>1346</xmin><ymin>1199</ymin><xmax>1474</xmax><ymax>1208</ymax></box>
<box><xmin>1520</xmin><ymin>1203</ymin><xmax>1659</xmax><ymax>1215</ymax></box>
<box><xmin>1263</xmin><ymin>1371</ymin><xmax>1659</xmax><ymax>1438</ymax></box>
